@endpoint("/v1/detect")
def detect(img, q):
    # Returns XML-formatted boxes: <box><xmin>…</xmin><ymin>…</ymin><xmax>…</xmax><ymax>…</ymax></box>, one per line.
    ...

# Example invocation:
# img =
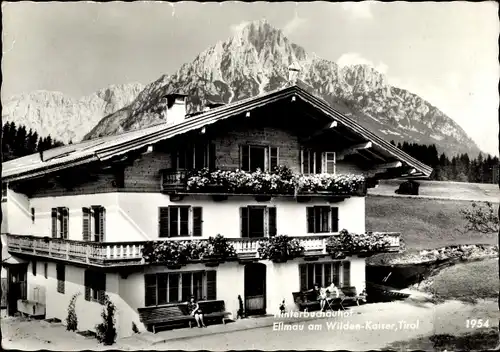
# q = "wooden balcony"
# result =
<box><xmin>160</xmin><ymin>168</ymin><xmax>368</xmax><ymax>199</ymax></box>
<box><xmin>4</xmin><ymin>232</ymin><xmax>400</xmax><ymax>268</ymax></box>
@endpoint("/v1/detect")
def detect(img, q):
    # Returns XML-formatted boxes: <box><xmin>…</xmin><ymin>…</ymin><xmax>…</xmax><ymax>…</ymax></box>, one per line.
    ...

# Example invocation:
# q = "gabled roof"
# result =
<box><xmin>2</xmin><ymin>85</ymin><xmax>433</xmax><ymax>182</ymax></box>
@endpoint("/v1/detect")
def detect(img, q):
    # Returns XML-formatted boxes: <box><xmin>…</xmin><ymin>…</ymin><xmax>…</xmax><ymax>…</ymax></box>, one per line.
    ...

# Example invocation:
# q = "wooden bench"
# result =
<box><xmin>339</xmin><ymin>287</ymin><xmax>367</xmax><ymax>307</ymax></box>
<box><xmin>138</xmin><ymin>300</ymin><xmax>230</xmax><ymax>333</ymax></box>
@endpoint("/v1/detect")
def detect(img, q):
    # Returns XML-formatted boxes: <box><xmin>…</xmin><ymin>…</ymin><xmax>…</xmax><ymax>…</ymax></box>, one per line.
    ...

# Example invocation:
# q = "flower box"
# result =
<box><xmin>254</xmin><ymin>195</ymin><xmax>272</xmax><ymax>202</ymax></box>
<box><xmin>272</xmin><ymin>257</ymin><xmax>288</xmax><ymax>263</ymax></box>
<box><xmin>204</xmin><ymin>261</ymin><xmax>220</xmax><ymax>267</ymax></box>
<box><xmin>212</xmin><ymin>195</ymin><xmax>228</xmax><ymax>202</ymax></box>
<box><xmin>166</xmin><ymin>264</ymin><xmax>183</xmax><ymax>270</ymax></box>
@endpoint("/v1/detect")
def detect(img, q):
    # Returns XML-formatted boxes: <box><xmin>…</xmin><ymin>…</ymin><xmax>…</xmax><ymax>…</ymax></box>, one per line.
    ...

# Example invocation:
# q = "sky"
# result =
<box><xmin>2</xmin><ymin>1</ymin><xmax>498</xmax><ymax>155</ymax></box>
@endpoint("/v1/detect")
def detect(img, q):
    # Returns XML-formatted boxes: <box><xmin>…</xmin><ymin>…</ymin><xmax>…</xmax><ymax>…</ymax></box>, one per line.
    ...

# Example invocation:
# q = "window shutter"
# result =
<box><xmin>99</xmin><ymin>207</ymin><xmax>106</xmax><ymax>241</ymax></box>
<box><xmin>82</xmin><ymin>208</ymin><xmax>90</xmax><ymax>241</ymax></box>
<box><xmin>268</xmin><ymin>207</ymin><xmax>277</xmax><ymax>237</ymax></box>
<box><xmin>208</xmin><ymin>143</ymin><xmax>216</xmax><ymax>170</ymax></box>
<box><xmin>241</xmin><ymin>145</ymin><xmax>250</xmax><ymax>171</ymax></box>
<box><xmin>206</xmin><ymin>271</ymin><xmax>217</xmax><ymax>300</ymax></box>
<box><xmin>240</xmin><ymin>207</ymin><xmax>249</xmax><ymax>238</ymax></box>
<box><xmin>145</xmin><ymin>275</ymin><xmax>157</xmax><ymax>307</ymax></box>
<box><xmin>330</xmin><ymin>207</ymin><xmax>339</xmax><ymax>232</ymax></box>
<box><xmin>84</xmin><ymin>271</ymin><xmax>90</xmax><ymax>301</ymax></box>
<box><xmin>299</xmin><ymin>265</ymin><xmax>307</xmax><ymax>291</ymax></box>
<box><xmin>51</xmin><ymin>208</ymin><xmax>58</xmax><ymax>238</ymax></box>
<box><xmin>342</xmin><ymin>261</ymin><xmax>351</xmax><ymax>287</ymax></box>
<box><xmin>98</xmin><ymin>273</ymin><xmax>106</xmax><ymax>305</ymax></box>
<box><xmin>193</xmin><ymin>207</ymin><xmax>203</xmax><ymax>237</ymax></box>
<box><xmin>306</xmin><ymin>207</ymin><xmax>315</xmax><ymax>233</ymax></box>
<box><xmin>269</xmin><ymin>147</ymin><xmax>279</xmax><ymax>171</ymax></box>
<box><xmin>158</xmin><ymin>207</ymin><xmax>169</xmax><ymax>238</ymax></box>
<box><xmin>57</xmin><ymin>264</ymin><xmax>65</xmax><ymax>294</ymax></box>
<box><xmin>62</xmin><ymin>208</ymin><xmax>69</xmax><ymax>239</ymax></box>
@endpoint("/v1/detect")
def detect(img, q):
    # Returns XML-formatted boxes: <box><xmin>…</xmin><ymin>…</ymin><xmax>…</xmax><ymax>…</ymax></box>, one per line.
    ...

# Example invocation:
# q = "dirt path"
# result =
<box><xmin>4</xmin><ymin>298</ymin><xmax>496</xmax><ymax>351</ymax></box>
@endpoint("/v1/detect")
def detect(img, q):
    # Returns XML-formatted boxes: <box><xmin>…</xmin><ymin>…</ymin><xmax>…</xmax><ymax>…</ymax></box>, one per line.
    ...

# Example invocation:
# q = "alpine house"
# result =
<box><xmin>1</xmin><ymin>77</ymin><xmax>432</xmax><ymax>337</ymax></box>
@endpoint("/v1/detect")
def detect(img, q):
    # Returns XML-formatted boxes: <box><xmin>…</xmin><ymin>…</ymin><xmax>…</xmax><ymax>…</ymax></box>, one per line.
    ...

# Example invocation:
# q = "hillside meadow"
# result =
<box><xmin>366</xmin><ymin>194</ymin><xmax>498</xmax><ymax>250</ymax></box>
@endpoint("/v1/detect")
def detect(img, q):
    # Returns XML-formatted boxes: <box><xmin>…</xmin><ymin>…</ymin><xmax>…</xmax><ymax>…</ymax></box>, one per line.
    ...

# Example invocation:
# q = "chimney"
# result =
<box><xmin>288</xmin><ymin>62</ymin><xmax>301</xmax><ymax>85</ymax></box>
<box><xmin>164</xmin><ymin>92</ymin><xmax>187</xmax><ymax>125</ymax></box>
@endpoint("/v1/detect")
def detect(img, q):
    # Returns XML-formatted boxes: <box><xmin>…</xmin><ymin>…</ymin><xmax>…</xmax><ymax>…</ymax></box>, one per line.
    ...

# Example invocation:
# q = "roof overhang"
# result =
<box><xmin>2</xmin><ymin>85</ymin><xmax>433</xmax><ymax>182</ymax></box>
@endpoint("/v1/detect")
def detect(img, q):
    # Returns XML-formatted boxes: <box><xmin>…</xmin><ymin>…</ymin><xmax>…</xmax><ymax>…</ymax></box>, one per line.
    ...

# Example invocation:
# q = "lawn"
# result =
<box><xmin>422</xmin><ymin>258</ymin><xmax>499</xmax><ymax>302</ymax></box>
<box><xmin>386</xmin><ymin>328</ymin><xmax>498</xmax><ymax>351</ymax></box>
<box><xmin>366</xmin><ymin>195</ymin><xmax>498</xmax><ymax>250</ymax></box>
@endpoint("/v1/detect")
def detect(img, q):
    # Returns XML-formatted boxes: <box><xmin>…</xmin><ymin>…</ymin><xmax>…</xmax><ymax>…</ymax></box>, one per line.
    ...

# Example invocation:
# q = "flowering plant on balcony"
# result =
<box><xmin>257</xmin><ymin>235</ymin><xmax>305</xmax><ymax>262</ymax></box>
<box><xmin>325</xmin><ymin>229</ymin><xmax>393</xmax><ymax>257</ymax></box>
<box><xmin>185</xmin><ymin>166</ymin><xmax>365</xmax><ymax>195</ymax></box>
<box><xmin>141</xmin><ymin>235</ymin><xmax>237</xmax><ymax>265</ymax></box>
<box><xmin>142</xmin><ymin>240</ymin><xmax>193</xmax><ymax>266</ymax></box>
<box><xmin>200</xmin><ymin>234</ymin><xmax>237</xmax><ymax>261</ymax></box>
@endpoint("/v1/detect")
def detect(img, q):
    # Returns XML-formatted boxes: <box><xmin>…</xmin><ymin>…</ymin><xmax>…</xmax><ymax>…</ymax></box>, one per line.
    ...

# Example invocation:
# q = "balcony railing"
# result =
<box><xmin>160</xmin><ymin>168</ymin><xmax>367</xmax><ymax>197</ymax></box>
<box><xmin>5</xmin><ymin>232</ymin><xmax>400</xmax><ymax>267</ymax></box>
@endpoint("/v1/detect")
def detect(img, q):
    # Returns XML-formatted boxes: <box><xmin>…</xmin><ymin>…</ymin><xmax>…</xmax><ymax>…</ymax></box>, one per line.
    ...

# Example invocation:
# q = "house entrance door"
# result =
<box><xmin>244</xmin><ymin>263</ymin><xmax>266</xmax><ymax>315</ymax></box>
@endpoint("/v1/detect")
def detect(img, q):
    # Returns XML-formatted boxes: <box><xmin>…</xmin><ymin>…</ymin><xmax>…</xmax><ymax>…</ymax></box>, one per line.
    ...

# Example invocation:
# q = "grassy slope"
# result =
<box><xmin>366</xmin><ymin>194</ymin><xmax>498</xmax><ymax>250</ymax></box>
<box><xmin>427</xmin><ymin>258</ymin><xmax>499</xmax><ymax>301</ymax></box>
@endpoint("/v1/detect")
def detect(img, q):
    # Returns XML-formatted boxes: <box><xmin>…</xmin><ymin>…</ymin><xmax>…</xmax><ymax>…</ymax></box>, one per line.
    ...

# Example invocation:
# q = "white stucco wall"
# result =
<box><xmin>5</xmin><ymin>188</ymin><xmax>365</xmax><ymax>241</ymax></box>
<box><xmin>117</xmin><ymin>193</ymin><xmax>366</xmax><ymax>240</ymax></box>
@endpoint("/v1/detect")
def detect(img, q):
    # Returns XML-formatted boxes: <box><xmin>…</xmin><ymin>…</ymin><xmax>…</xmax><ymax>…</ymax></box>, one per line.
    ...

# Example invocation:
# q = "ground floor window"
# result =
<box><xmin>85</xmin><ymin>270</ymin><xmax>106</xmax><ymax>304</ymax></box>
<box><xmin>145</xmin><ymin>270</ymin><xmax>216</xmax><ymax>307</ymax></box>
<box><xmin>299</xmin><ymin>261</ymin><xmax>351</xmax><ymax>290</ymax></box>
<box><xmin>56</xmin><ymin>264</ymin><xmax>65</xmax><ymax>294</ymax></box>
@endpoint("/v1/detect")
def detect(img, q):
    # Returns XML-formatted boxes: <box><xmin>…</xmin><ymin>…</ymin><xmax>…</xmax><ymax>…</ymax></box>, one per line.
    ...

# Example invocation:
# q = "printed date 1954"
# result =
<box><xmin>465</xmin><ymin>319</ymin><xmax>490</xmax><ymax>328</ymax></box>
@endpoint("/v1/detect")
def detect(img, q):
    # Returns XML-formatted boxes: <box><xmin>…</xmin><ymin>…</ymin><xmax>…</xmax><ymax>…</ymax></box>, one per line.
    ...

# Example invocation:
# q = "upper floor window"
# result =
<box><xmin>241</xmin><ymin>206</ymin><xmax>277</xmax><ymax>238</ymax></box>
<box><xmin>82</xmin><ymin>206</ymin><xmax>106</xmax><ymax>242</ymax></box>
<box><xmin>51</xmin><ymin>207</ymin><xmax>69</xmax><ymax>239</ymax></box>
<box><xmin>175</xmin><ymin>142</ymin><xmax>216</xmax><ymax>170</ymax></box>
<box><xmin>158</xmin><ymin>206</ymin><xmax>203</xmax><ymax>238</ymax></box>
<box><xmin>301</xmin><ymin>150</ymin><xmax>336</xmax><ymax>174</ymax></box>
<box><xmin>306</xmin><ymin>206</ymin><xmax>339</xmax><ymax>233</ymax></box>
<box><xmin>145</xmin><ymin>270</ymin><xmax>216</xmax><ymax>307</ymax></box>
<box><xmin>240</xmin><ymin>145</ymin><xmax>279</xmax><ymax>172</ymax></box>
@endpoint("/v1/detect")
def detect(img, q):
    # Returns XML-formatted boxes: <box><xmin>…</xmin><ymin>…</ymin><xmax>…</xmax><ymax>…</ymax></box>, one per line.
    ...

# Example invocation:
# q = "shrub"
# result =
<box><xmin>66</xmin><ymin>292</ymin><xmax>81</xmax><ymax>332</ymax></box>
<box><xmin>95</xmin><ymin>295</ymin><xmax>117</xmax><ymax>345</ymax></box>
<box><xmin>258</xmin><ymin>235</ymin><xmax>305</xmax><ymax>261</ymax></box>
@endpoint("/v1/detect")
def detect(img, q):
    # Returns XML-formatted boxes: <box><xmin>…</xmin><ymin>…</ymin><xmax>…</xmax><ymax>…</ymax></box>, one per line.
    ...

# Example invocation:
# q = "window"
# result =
<box><xmin>2</xmin><ymin>183</ymin><xmax>7</xmax><ymax>202</ymax></box>
<box><xmin>145</xmin><ymin>271</ymin><xmax>215</xmax><ymax>307</ymax></box>
<box><xmin>158</xmin><ymin>206</ymin><xmax>203</xmax><ymax>238</ymax></box>
<box><xmin>44</xmin><ymin>263</ymin><xmax>48</xmax><ymax>279</ymax></box>
<box><xmin>306</xmin><ymin>206</ymin><xmax>339</xmax><ymax>233</ymax></box>
<box><xmin>85</xmin><ymin>270</ymin><xmax>106</xmax><ymax>304</ymax></box>
<box><xmin>324</xmin><ymin>152</ymin><xmax>336</xmax><ymax>174</ymax></box>
<box><xmin>175</xmin><ymin>142</ymin><xmax>216</xmax><ymax>170</ymax></box>
<box><xmin>51</xmin><ymin>207</ymin><xmax>69</xmax><ymax>239</ymax></box>
<box><xmin>82</xmin><ymin>206</ymin><xmax>106</xmax><ymax>242</ymax></box>
<box><xmin>32</xmin><ymin>261</ymin><xmax>37</xmax><ymax>276</ymax></box>
<box><xmin>56</xmin><ymin>264</ymin><xmax>65</xmax><ymax>294</ymax></box>
<box><xmin>241</xmin><ymin>206</ymin><xmax>277</xmax><ymax>238</ymax></box>
<box><xmin>31</xmin><ymin>208</ymin><xmax>35</xmax><ymax>223</ymax></box>
<box><xmin>300</xmin><ymin>150</ymin><xmax>336</xmax><ymax>174</ymax></box>
<box><xmin>240</xmin><ymin>145</ymin><xmax>279</xmax><ymax>172</ymax></box>
<box><xmin>299</xmin><ymin>262</ymin><xmax>350</xmax><ymax>290</ymax></box>
<box><xmin>301</xmin><ymin>150</ymin><xmax>322</xmax><ymax>174</ymax></box>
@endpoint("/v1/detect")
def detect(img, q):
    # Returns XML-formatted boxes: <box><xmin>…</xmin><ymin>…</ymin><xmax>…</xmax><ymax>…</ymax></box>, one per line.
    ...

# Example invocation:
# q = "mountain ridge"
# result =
<box><xmin>2</xmin><ymin>19</ymin><xmax>481</xmax><ymax>157</ymax></box>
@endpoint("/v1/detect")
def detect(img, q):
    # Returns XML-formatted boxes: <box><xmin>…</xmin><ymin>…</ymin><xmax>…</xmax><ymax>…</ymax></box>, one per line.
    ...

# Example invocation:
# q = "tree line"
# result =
<box><xmin>1</xmin><ymin>121</ymin><xmax>65</xmax><ymax>162</ymax></box>
<box><xmin>390</xmin><ymin>140</ymin><xmax>499</xmax><ymax>184</ymax></box>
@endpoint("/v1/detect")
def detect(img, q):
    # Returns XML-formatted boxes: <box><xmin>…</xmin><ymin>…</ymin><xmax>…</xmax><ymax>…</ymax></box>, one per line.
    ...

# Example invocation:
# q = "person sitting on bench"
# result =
<box><xmin>326</xmin><ymin>282</ymin><xmax>340</xmax><ymax>298</ymax></box>
<box><xmin>306</xmin><ymin>283</ymin><xmax>326</xmax><ymax>312</ymax></box>
<box><xmin>187</xmin><ymin>296</ymin><xmax>206</xmax><ymax>328</ymax></box>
